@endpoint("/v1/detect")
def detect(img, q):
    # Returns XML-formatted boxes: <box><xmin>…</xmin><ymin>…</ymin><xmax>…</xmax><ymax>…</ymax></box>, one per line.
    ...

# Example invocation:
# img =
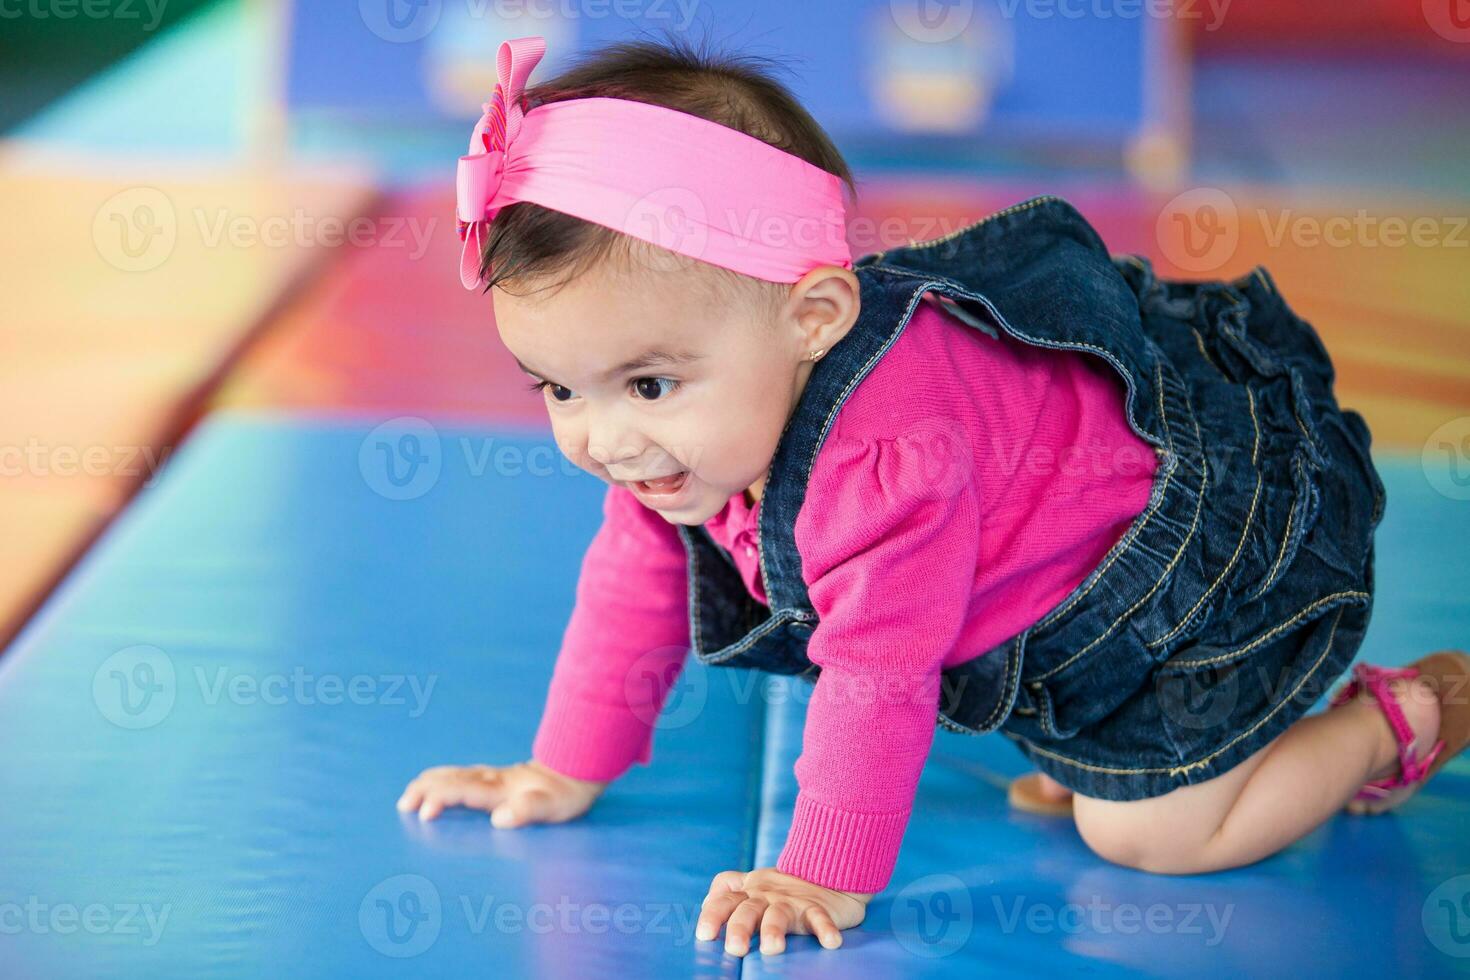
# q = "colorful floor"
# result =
<box><xmin>2</xmin><ymin>3</ymin><xmax>1468</xmax><ymax>976</ymax></box>
<box><xmin>0</xmin><ymin>417</ymin><xmax>1465</xmax><ymax>977</ymax></box>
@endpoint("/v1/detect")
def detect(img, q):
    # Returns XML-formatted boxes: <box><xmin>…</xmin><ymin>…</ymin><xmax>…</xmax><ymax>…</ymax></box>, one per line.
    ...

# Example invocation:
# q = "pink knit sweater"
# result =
<box><xmin>531</xmin><ymin>292</ymin><xmax>1159</xmax><ymax>893</ymax></box>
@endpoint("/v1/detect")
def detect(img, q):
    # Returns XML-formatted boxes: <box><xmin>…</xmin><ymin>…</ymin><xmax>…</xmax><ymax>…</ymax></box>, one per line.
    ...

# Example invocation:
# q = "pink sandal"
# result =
<box><xmin>1326</xmin><ymin>650</ymin><xmax>1470</xmax><ymax>816</ymax></box>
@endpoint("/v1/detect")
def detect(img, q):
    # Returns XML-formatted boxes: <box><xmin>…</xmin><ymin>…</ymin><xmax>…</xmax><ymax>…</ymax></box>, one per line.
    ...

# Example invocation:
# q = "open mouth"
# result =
<box><xmin>633</xmin><ymin>471</ymin><xmax>689</xmax><ymax>496</ymax></box>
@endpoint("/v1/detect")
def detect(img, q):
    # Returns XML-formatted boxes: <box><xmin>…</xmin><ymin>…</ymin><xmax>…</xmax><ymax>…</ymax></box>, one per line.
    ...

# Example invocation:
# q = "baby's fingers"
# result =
<box><xmin>759</xmin><ymin>902</ymin><xmax>794</xmax><ymax>956</ymax></box>
<box><xmin>490</xmin><ymin>788</ymin><xmax>555</xmax><ymax>828</ymax></box>
<box><xmin>804</xmin><ymin>906</ymin><xmax>843</xmax><ymax>950</ymax></box>
<box><xmin>412</xmin><ymin>777</ymin><xmax>505</xmax><ymax>821</ymax></box>
<box><xmin>695</xmin><ymin>873</ymin><xmax>748</xmax><ymax>942</ymax></box>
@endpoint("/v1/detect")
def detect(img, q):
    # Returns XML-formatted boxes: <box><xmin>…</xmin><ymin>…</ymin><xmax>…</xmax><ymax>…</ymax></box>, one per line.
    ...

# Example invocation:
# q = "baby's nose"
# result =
<box><xmin>584</xmin><ymin>442</ymin><xmax>642</xmax><ymax>468</ymax></box>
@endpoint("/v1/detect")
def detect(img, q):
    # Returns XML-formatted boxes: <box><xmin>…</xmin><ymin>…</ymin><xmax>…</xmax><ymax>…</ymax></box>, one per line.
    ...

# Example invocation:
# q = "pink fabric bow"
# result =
<box><xmin>456</xmin><ymin>35</ymin><xmax>546</xmax><ymax>290</ymax></box>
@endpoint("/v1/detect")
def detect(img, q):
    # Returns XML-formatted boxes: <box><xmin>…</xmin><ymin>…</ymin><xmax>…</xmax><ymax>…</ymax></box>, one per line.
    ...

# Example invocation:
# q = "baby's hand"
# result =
<box><xmin>396</xmin><ymin>761</ymin><xmax>607</xmax><ymax>828</ymax></box>
<box><xmin>695</xmin><ymin>867</ymin><xmax>873</xmax><ymax>956</ymax></box>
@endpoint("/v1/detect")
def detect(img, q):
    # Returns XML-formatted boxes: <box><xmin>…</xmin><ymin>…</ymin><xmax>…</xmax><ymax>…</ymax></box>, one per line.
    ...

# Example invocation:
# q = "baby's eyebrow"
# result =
<box><xmin>514</xmin><ymin>348</ymin><xmax>704</xmax><ymax>386</ymax></box>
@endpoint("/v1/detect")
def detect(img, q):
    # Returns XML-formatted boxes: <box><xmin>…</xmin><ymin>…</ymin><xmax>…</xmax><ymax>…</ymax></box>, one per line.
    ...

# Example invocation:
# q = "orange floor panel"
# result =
<box><xmin>211</xmin><ymin>182</ymin><xmax>547</xmax><ymax>427</ymax></box>
<box><xmin>0</xmin><ymin>154</ymin><xmax>377</xmax><ymax>645</ymax></box>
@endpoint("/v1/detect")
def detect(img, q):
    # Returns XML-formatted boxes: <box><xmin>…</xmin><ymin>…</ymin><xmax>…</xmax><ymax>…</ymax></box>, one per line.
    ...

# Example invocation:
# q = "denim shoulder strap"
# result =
<box><xmin>754</xmin><ymin>265</ymin><xmax>937</xmax><ymax>617</ymax></box>
<box><xmin>856</xmin><ymin>195</ymin><xmax>1169</xmax><ymax>454</ymax></box>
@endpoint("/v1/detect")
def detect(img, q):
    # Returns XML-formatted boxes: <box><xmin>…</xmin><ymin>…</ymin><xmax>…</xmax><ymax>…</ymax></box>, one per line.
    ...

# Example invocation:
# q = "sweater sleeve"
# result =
<box><xmin>776</xmin><ymin>431</ymin><xmax>981</xmax><ymax>894</ymax></box>
<box><xmin>531</xmin><ymin>483</ymin><xmax>692</xmax><ymax>782</ymax></box>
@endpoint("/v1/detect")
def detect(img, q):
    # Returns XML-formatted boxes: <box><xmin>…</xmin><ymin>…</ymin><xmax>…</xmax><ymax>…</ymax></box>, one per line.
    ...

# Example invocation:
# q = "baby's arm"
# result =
<box><xmin>698</xmin><ymin>436</ymin><xmax>982</xmax><ymax>955</ymax></box>
<box><xmin>530</xmin><ymin>483</ymin><xmax>693</xmax><ymax>778</ymax></box>
<box><xmin>398</xmin><ymin>483</ymin><xmax>692</xmax><ymax>826</ymax></box>
<box><xmin>783</xmin><ymin>437</ymin><xmax>981</xmax><ymax>892</ymax></box>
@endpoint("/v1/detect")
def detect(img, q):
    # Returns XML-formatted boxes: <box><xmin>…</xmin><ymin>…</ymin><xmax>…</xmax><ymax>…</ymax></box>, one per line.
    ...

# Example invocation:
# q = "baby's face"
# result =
<box><xmin>492</xmin><ymin>258</ymin><xmax>815</xmax><ymax>526</ymax></box>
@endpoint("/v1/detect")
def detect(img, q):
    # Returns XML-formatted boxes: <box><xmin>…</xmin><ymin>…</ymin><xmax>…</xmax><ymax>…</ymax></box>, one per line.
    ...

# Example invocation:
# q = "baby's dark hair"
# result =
<box><xmin>478</xmin><ymin>33</ymin><xmax>857</xmax><ymax>312</ymax></box>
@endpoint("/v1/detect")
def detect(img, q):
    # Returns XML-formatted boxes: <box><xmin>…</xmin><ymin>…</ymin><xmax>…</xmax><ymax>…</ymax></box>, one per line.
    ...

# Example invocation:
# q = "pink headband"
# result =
<box><xmin>455</xmin><ymin>35</ymin><xmax>853</xmax><ymax>290</ymax></box>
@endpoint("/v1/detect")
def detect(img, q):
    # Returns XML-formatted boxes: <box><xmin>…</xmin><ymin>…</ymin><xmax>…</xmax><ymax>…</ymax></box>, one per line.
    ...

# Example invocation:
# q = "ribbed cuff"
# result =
<box><xmin>531</xmin><ymin>690</ymin><xmax>655</xmax><ymax>783</ymax></box>
<box><xmin>775</xmin><ymin>793</ymin><xmax>910</xmax><ymax>894</ymax></box>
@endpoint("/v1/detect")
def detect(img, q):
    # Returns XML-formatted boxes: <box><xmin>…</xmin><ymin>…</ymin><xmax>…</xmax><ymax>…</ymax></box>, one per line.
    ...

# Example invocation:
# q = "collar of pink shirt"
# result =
<box><xmin>705</xmin><ymin>490</ymin><xmax>761</xmax><ymax>550</ymax></box>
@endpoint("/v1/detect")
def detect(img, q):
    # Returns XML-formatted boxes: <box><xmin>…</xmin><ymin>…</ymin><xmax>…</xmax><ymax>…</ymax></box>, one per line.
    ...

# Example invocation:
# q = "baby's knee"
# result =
<box><xmin>1072</xmin><ymin>795</ymin><xmax>1209</xmax><ymax>875</ymax></box>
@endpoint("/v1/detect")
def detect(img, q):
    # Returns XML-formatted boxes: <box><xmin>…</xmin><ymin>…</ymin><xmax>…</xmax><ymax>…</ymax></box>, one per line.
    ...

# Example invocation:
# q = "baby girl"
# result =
<box><xmin>396</xmin><ymin>34</ymin><xmax>1470</xmax><ymax>958</ymax></box>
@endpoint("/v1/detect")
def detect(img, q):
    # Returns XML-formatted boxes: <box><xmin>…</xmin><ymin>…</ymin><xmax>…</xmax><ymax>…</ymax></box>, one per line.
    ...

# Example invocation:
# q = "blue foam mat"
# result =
<box><xmin>0</xmin><ymin>415</ymin><xmax>759</xmax><ymax>978</ymax></box>
<box><xmin>1</xmin><ymin>415</ymin><xmax>1466</xmax><ymax>977</ymax></box>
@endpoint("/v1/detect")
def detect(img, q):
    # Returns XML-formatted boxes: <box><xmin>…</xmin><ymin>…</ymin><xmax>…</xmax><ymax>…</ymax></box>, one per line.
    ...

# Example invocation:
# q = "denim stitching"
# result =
<box><xmin>1022</xmin><ymin>358</ymin><xmax>1181</xmax><ymax>637</ymax></box>
<box><xmin>1218</xmin><ymin>284</ymin><xmax>1320</xmax><ymax>460</ymax></box>
<box><xmin>1037</xmin><ymin>679</ymin><xmax>1062</xmax><ymax>738</ymax></box>
<box><xmin>803</xmin><ymin>265</ymin><xmax>1166</xmax><ymax>655</ymax></box>
<box><xmin>1030</xmin><ymin>362</ymin><xmax>1207</xmax><ymax>680</ymax></box>
<box><xmin>1191</xmin><ymin>326</ymin><xmax>1226</xmax><ymax>378</ymax></box>
<box><xmin>1246</xmin><ymin>386</ymin><xmax>1261</xmax><ymax>467</ymax></box>
<box><xmin>803</xmin><ymin>290</ymin><xmax>924</xmax><ymax>476</ymax></box>
<box><xmin>1288</xmin><ymin>372</ymin><xmax>1316</xmax><ymax>452</ymax></box>
<box><xmin>1163</xmin><ymin>604</ymin><xmax>1347</xmax><ymax>777</ymax></box>
<box><xmin>677</xmin><ymin>526</ymin><xmax>704</xmax><ymax>656</ymax></box>
<box><xmin>1029</xmin><ymin>450</ymin><xmax>1172</xmax><ymax>635</ymax></box>
<box><xmin>699</xmin><ymin>614</ymin><xmax>797</xmax><ymax>665</ymax></box>
<box><xmin>758</xmin><ymin>268</ymin><xmax>905</xmax><ymax>608</ymax></box>
<box><xmin>937</xmin><ymin>633</ymin><xmax>1023</xmax><ymax>734</ymax></box>
<box><xmin>1162</xmin><ymin>589</ymin><xmax>1368</xmax><ymax>668</ymax></box>
<box><xmin>1027</xmin><ymin>358</ymin><xmax>1179</xmax><ymax>649</ymax></box>
<box><xmin>981</xmin><ymin>634</ymin><xmax>1023</xmax><ymax>730</ymax></box>
<box><xmin>858</xmin><ymin>267</ymin><xmax>1158</xmax><ymax>432</ymax></box>
<box><xmin>1249</xmin><ymin>453</ymin><xmax>1308</xmax><ymax>602</ymax></box>
<box><xmin>894</xmin><ymin>196</ymin><xmax>1058</xmax><ymax>256</ymax></box>
<box><xmin>1147</xmin><ymin>387</ymin><xmax>1262</xmax><ymax>649</ymax></box>
<box><xmin>1002</xmin><ymin>605</ymin><xmax>1347</xmax><ymax>778</ymax></box>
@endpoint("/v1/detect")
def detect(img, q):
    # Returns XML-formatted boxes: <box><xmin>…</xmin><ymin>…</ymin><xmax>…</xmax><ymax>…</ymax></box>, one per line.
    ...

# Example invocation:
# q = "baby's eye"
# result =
<box><xmin>526</xmin><ymin>379</ymin><xmax>575</xmax><ymax>402</ymax></box>
<box><xmin>632</xmin><ymin>377</ymin><xmax>679</xmax><ymax>401</ymax></box>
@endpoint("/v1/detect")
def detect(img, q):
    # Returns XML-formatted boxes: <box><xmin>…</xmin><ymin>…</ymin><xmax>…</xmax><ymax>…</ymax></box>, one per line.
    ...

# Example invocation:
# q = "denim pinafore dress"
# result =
<box><xmin>674</xmin><ymin>196</ymin><xmax>1386</xmax><ymax>802</ymax></box>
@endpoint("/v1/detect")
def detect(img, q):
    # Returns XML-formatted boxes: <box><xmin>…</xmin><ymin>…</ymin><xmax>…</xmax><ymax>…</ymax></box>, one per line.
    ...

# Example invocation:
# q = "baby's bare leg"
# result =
<box><xmin>1034</xmin><ymin>772</ymin><xmax>1071</xmax><ymax>800</ymax></box>
<box><xmin>1068</xmin><ymin>675</ymin><xmax>1438</xmax><ymax>874</ymax></box>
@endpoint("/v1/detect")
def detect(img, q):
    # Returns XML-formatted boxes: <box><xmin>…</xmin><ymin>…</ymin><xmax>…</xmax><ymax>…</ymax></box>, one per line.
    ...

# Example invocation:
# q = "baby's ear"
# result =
<box><xmin>792</xmin><ymin>266</ymin><xmax>860</xmax><ymax>349</ymax></box>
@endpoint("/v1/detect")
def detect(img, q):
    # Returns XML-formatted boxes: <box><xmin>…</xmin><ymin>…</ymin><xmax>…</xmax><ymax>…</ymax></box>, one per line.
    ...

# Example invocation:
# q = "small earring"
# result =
<box><xmin>807</xmin><ymin>347</ymin><xmax>827</xmax><ymax>362</ymax></box>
